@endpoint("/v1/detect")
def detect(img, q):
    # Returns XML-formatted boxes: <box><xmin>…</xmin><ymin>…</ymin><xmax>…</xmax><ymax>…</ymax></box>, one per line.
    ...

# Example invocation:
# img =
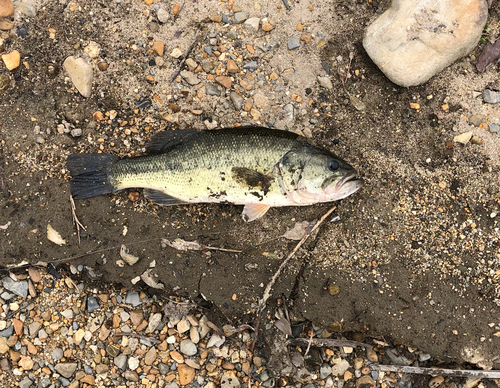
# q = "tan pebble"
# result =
<box><xmin>328</xmin><ymin>285</ymin><xmax>340</xmax><ymax>296</ymax></box>
<box><xmin>130</xmin><ymin>310</ymin><xmax>144</xmax><ymax>326</ymax></box>
<box><xmin>470</xmin><ymin>135</ymin><xmax>484</xmax><ymax>145</ymax></box>
<box><xmin>209</xmin><ymin>15</ymin><xmax>222</xmax><ymax>23</ymax></box>
<box><xmin>26</xmin><ymin>342</ymin><xmax>37</xmax><ymax>354</ymax></box>
<box><xmin>144</xmin><ymin>347</ymin><xmax>156</xmax><ymax>365</ymax></box>
<box><xmin>356</xmin><ymin>375</ymin><xmax>375</xmax><ymax>388</ymax></box>
<box><xmin>152</xmin><ymin>40</ymin><xmax>164</xmax><ymax>56</ymax></box>
<box><xmin>93</xmin><ymin>111</ymin><xmax>104</xmax><ymax>121</ymax></box>
<box><xmin>409</xmin><ymin>102</ymin><xmax>420</xmax><ymax>110</ymax></box>
<box><xmin>171</xmin><ymin>47</ymin><xmax>183</xmax><ymax>59</ymax></box>
<box><xmin>361</xmin><ymin>366</ymin><xmax>370</xmax><ymax>375</ymax></box>
<box><xmin>300</xmin><ymin>34</ymin><xmax>311</xmax><ymax>44</ymax></box>
<box><xmin>251</xmin><ymin>109</ymin><xmax>260</xmax><ymax>120</ymax></box>
<box><xmin>99</xmin><ymin>324</ymin><xmax>110</xmax><ymax>341</ymax></box>
<box><xmin>9</xmin><ymin>350</ymin><xmax>21</xmax><ymax>361</ymax></box>
<box><xmin>226</xmin><ymin>59</ymin><xmax>239</xmax><ymax>73</ymax></box>
<box><xmin>206</xmin><ymin>363</ymin><xmax>216</xmax><ymax>372</ymax></box>
<box><xmin>0</xmin><ymin>0</ymin><xmax>14</xmax><ymax>17</ymax></box>
<box><xmin>0</xmin><ymin>20</ymin><xmax>14</xmax><ymax>31</ymax></box>
<box><xmin>19</xmin><ymin>355</ymin><xmax>34</xmax><ymax>370</ymax></box>
<box><xmin>344</xmin><ymin>370</ymin><xmax>353</xmax><ymax>381</ymax></box>
<box><xmin>13</xmin><ymin>319</ymin><xmax>23</xmax><ymax>336</ymax></box>
<box><xmin>170</xmin><ymin>350</ymin><xmax>184</xmax><ymax>364</ymax></box>
<box><xmin>438</xmin><ymin>181</ymin><xmax>446</xmax><ymax>189</ymax></box>
<box><xmin>178</xmin><ymin>364</ymin><xmax>195</xmax><ymax>385</ymax></box>
<box><xmin>28</xmin><ymin>267</ymin><xmax>41</xmax><ymax>282</ymax></box>
<box><xmin>441</xmin><ymin>103</ymin><xmax>449</xmax><ymax>111</ymax></box>
<box><xmin>269</xmin><ymin>72</ymin><xmax>278</xmax><ymax>80</ymax></box>
<box><xmin>453</xmin><ymin>131</ymin><xmax>472</xmax><ymax>145</ymax></box>
<box><xmin>112</xmin><ymin>314</ymin><xmax>121</xmax><ymax>328</ymax></box>
<box><xmin>144</xmin><ymin>0</ymin><xmax>153</xmax><ymax>4</ymax></box>
<box><xmin>97</xmin><ymin>62</ymin><xmax>109</xmax><ymax>71</ymax></box>
<box><xmin>366</xmin><ymin>348</ymin><xmax>378</xmax><ymax>362</ymax></box>
<box><xmin>243</xmin><ymin>101</ymin><xmax>252</xmax><ymax>111</ymax></box>
<box><xmin>296</xmin><ymin>22</ymin><xmax>303</xmax><ymax>31</ymax></box>
<box><xmin>246</xmin><ymin>45</ymin><xmax>255</xmax><ymax>54</ymax></box>
<box><xmin>172</xmin><ymin>3</ymin><xmax>179</xmax><ymax>15</ymax></box>
<box><xmin>222</xmin><ymin>361</ymin><xmax>234</xmax><ymax>370</ymax></box>
<box><xmin>215</xmin><ymin>75</ymin><xmax>231</xmax><ymax>88</ymax></box>
<box><xmin>185</xmin><ymin>58</ymin><xmax>197</xmax><ymax>71</ymax></box>
<box><xmin>80</xmin><ymin>375</ymin><xmax>95</xmax><ymax>385</ymax></box>
<box><xmin>353</xmin><ymin>357</ymin><xmax>364</xmax><ymax>370</ymax></box>
<box><xmin>261</xmin><ymin>18</ymin><xmax>274</xmax><ymax>31</ymax></box>
<box><xmin>2</xmin><ymin>50</ymin><xmax>20</xmax><ymax>71</ymax></box>
<box><xmin>429</xmin><ymin>376</ymin><xmax>444</xmax><ymax>388</ymax></box>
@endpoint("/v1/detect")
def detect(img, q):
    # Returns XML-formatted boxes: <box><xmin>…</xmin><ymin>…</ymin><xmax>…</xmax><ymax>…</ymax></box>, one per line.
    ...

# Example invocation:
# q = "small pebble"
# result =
<box><xmin>157</xmin><ymin>8</ymin><xmax>169</xmax><ymax>23</ymax></box>
<box><xmin>287</xmin><ymin>37</ymin><xmax>300</xmax><ymax>50</ymax></box>
<box><xmin>234</xmin><ymin>12</ymin><xmax>247</xmax><ymax>24</ymax></box>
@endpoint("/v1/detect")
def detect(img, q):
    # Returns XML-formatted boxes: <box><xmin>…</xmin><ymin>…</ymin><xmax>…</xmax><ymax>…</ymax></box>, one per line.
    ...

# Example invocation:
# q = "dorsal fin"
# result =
<box><xmin>146</xmin><ymin>130</ymin><xmax>199</xmax><ymax>154</ymax></box>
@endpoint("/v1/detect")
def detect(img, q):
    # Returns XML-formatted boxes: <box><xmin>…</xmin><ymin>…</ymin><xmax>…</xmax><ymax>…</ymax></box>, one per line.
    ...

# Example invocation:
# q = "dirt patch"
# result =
<box><xmin>1</xmin><ymin>0</ymin><xmax>500</xmax><ymax>369</ymax></box>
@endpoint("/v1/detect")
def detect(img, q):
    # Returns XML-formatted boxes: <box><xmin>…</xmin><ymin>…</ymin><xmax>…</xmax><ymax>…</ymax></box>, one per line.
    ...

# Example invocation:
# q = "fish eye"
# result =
<box><xmin>328</xmin><ymin>159</ymin><xmax>339</xmax><ymax>172</ymax></box>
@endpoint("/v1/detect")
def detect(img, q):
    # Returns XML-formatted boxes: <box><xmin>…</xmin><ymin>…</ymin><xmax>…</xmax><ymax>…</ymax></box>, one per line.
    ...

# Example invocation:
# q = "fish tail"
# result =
<box><xmin>66</xmin><ymin>154</ymin><xmax>120</xmax><ymax>199</ymax></box>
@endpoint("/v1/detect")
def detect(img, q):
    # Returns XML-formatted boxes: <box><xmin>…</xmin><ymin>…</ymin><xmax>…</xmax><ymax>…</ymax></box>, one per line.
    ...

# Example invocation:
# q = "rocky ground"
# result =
<box><xmin>1</xmin><ymin>0</ymin><xmax>500</xmax><ymax>387</ymax></box>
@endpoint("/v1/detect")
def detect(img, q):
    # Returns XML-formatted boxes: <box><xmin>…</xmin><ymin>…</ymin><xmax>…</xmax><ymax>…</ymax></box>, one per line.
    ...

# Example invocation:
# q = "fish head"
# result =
<box><xmin>278</xmin><ymin>146</ymin><xmax>363</xmax><ymax>204</ymax></box>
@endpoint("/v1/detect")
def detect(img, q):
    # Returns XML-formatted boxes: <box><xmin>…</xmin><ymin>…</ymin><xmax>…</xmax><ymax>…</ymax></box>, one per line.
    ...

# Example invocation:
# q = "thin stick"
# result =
<box><xmin>288</xmin><ymin>337</ymin><xmax>373</xmax><ymax>349</ymax></box>
<box><xmin>282</xmin><ymin>0</ymin><xmax>291</xmax><ymax>11</ymax></box>
<box><xmin>170</xmin><ymin>35</ymin><xmax>200</xmax><ymax>82</ymax></box>
<box><xmin>371</xmin><ymin>364</ymin><xmax>500</xmax><ymax>379</ymax></box>
<box><xmin>70</xmin><ymin>195</ymin><xmax>86</xmax><ymax>246</ymax></box>
<box><xmin>112</xmin><ymin>332</ymin><xmax>160</xmax><ymax>345</ymax></box>
<box><xmin>304</xmin><ymin>330</ymin><xmax>314</xmax><ymax>357</ymax></box>
<box><xmin>250</xmin><ymin>205</ymin><xmax>336</xmax><ymax>352</ymax></box>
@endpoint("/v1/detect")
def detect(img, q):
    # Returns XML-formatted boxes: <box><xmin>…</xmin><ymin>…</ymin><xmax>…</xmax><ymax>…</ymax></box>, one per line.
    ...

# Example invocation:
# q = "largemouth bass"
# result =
<box><xmin>67</xmin><ymin>127</ymin><xmax>362</xmax><ymax>221</ymax></box>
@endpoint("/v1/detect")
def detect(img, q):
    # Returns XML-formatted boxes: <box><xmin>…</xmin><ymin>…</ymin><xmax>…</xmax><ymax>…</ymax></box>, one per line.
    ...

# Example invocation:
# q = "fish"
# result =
<box><xmin>66</xmin><ymin>127</ymin><xmax>363</xmax><ymax>221</ymax></box>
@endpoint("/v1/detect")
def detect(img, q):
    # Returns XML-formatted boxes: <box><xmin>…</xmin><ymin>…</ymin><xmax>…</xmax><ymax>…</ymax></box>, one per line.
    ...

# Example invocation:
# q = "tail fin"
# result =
<box><xmin>66</xmin><ymin>154</ymin><xmax>120</xmax><ymax>199</ymax></box>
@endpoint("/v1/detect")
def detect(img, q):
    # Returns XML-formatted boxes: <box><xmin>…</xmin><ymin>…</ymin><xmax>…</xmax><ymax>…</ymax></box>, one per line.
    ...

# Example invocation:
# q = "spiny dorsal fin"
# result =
<box><xmin>146</xmin><ymin>130</ymin><xmax>199</xmax><ymax>154</ymax></box>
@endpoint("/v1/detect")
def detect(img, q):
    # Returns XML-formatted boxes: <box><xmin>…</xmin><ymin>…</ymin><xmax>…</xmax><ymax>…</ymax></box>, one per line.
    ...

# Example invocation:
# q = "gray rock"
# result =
<box><xmin>180</xmin><ymin>70</ymin><xmax>200</xmax><ymax>86</ymax></box>
<box><xmin>124</xmin><ymin>370</ymin><xmax>139</xmax><ymax>381</ymax></box>
<box><xmin>0</xmin><ymin>291</ymin><xmax>15</xmax><ymax>300</ymax></box>
<box><xmin>59</xmin><ymin>377</ymin><xmax>71</xmax><ymax>387</ymax></box>
<box><xmin>70</xmin><ymin>128</ymin><xmax>82</xmax><ymax>137</ymax></box>
<box><xmin>125</xmin><ymin>291</ymin><xmax>141</xmax><ymax>307</ymax></box>
<box><xmin>87</xmin><ymin>296</ymin><xmax>99</xmax><ymax>313</ymax></box>
<box><xmin>483</xmin><ymin>89</ymin><xmax>500</xmax><ymax>104</ymax></box>
<box><xmin>203</xmin><ymin>46</ymin><xmax>212</xmax><ymax>55</ymax></box>
<box><xmin>243</xmin><ymin>61</ymin><xmax>258</xmax><ymax>72</ymax></box>
<box><xmin>320</xmin><ymin>363</ymin><xmax>332</xmax><ymax>379</ymax></box>
<box><xmin>63</xmin><ymin>56</ymin><xmax>93</xmax><ymax>98</ymax></box>
<box><xmin>259</xmin><ymin>38</ymin><xmax>280</xmax><ymax>52</ymax></box>
<box><xmin>244</xmin><ymin>17</ymin><xmax>260</xmax><ymax>32</ymax></box>
<box><xmin>363</xmin><ymin>0</ymin><xmax>488</xmax><ymax>87</ymax></box>
<box><xmin>157</xmin><ymin>8</ymin><xmax>169</xmax><ymax>23</ymax></box>
<box><xmin>0</xmin><ymin>325</ymin><xmax>13</xmax><ymax>338</ymax></box>
<box><xmin>489</xmin><ymin>123</ymin><xmax>500</xmax><ymax>133</ymax></box>
<box><xmin>234</xmin><ymin>12</ymin><xmax>247</xmax><ymax>24</ymax></box>
<box><xmin>317</xmin><ymin>76</ymin><xmax>333</xmax><ymax>89</ymax></box>
<box><xmin>29</xmin><ymin>321</ymin><xmax>42</xmax><ymax>338</ymax></box>
<box><xmin>331</xmin><ymin>359</ymin><xmax>350</xmax><ymax>376</ymax></box>
<box><xmin>207</xmin><ymin>333</ymin><xmax>225</xmax><ymax>348</ymax></box>
<box><xmin>52</xmin><ymin>348</ymin><xmax>64</xmax><ymax>361</ymax></box>
<box><xmin>54</xmin><ymin>362</ymin><xmax>78</xmax><ymax>378</ymax></box>
<box><xmin>284</xmin><ymin>104</ymin><xmax>294</xmax><ymax>122</ymax></box>
<box><xmin>19</xmin><ymin>378</ymin><xmax>33</xmax><ymax>388</ymax></box>
<box><xmin>180</xmin><ymin>339</ymin><xmax>197</xmax><ymax>356</ymax></box>
<box><xmin>165</xmin><ymin>383</ymin><xmax>179</xmax><ymax>388</ymax></box>
<box><xmin>287</xmin><ymin>37</ymin><xmax>300</xmax><ymax>50</ymax></box>
<box><xmin>228</xmin><ymin>31</ymin><xmax>237</xmax><ymax>39</ymax></box>
<box><xmin>114</xmin><ymin>354</ymin><xmax>128</xmax><ymax>370</ymax></box>
<box><xmin>469</xmin><ymin>114</ymin><xmax>486</xmax><ymax>127</ymax></box>
<box><xmin>230</xmin><ymin>92</ymin><xmax>244</xmax><ymax>110</ymax></box>
<box><xmin>206</xmin><ymin>83</ymin><xmax>221</xmax><ymax>96</ymax></box>
<box><xmin>2</xmin><ymin>277</ymin><xmax>28</xmax><ymax>297</ymax></box>
<box><xmin>419</xmin><ymin>352</ymin><xmax>431</xmax><ymax>362</ymax></box>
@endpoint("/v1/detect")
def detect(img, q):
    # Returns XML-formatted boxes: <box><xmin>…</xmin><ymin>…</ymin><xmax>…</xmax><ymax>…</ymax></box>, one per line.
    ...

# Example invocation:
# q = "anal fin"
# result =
<box><xmin>144</xmin><ymin>189</ymin><xmax>188</xmax><ymax>206</ymax></box>
<box><xmin>242</xmin><ymin>203</ymin><xmax>271</xmax><ymax>222</ymax></box>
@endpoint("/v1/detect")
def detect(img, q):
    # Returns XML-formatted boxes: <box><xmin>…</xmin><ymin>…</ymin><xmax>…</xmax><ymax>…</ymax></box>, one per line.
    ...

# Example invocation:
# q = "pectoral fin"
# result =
<box><xmin>144</xmin><ymin>189</ymin><xmax>188</xmax><ymax>206</ymax></box>
<box><xmin>242</xmin><ymin>203</ymin><xmax>271</xmax><ymax>222</ymax></box>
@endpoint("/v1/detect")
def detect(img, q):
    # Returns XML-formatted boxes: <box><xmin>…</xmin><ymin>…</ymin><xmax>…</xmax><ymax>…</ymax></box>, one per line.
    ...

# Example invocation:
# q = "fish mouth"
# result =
<box><xmin>333</xmin><ymin>171</ymin><xmax>363</xmax><ymax>200</ymax></box>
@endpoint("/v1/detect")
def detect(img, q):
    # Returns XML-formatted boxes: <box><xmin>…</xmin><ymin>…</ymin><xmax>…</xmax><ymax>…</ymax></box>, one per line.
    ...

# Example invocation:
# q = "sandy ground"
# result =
<box><xmin>1</xmin><ymin>0</ymin><xmax>500</xmax><ymax>372</ymax></box>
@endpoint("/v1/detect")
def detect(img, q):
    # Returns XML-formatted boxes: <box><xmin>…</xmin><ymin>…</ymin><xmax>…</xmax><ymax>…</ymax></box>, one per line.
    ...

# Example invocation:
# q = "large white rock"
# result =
<box><xmin>63</xmin><ymin>56</ymin><xmax>93</xmax><ymax>97</ymax></box>
<box><xmin>363</xmin><ymin>0</ymin><xmax>488</xmax><ymax>87</ymax></box>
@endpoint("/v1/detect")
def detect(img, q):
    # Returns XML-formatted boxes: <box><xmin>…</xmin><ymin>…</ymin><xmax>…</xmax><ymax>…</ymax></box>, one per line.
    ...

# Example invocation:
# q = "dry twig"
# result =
<box><xmin>250</xmin><ymin>205</ymin><xmax>337</xmax><ymax>353</ymax></box>
<box><xmin>112</xmin><ymin>332</ymin><xmax>160</xmax><ymax>344</ymax></box>
<box><xmin>170</xmin><ymin>35</ymin><xmax>200</xmax><ymax>82</ymax></box>
<box><xmin>70</xmin><ymin>195</ymin><xmax>86</xmax><ymax>245</ymax></box>
<box><xmin>371</xmin><ymin>364</ymin><xmax>500</xmax><ymax>379</ymax></box>
<box><xmin>288</xmin><ymin>337</ymin><xmax>373</xmax><ymax>349</ymax></box>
